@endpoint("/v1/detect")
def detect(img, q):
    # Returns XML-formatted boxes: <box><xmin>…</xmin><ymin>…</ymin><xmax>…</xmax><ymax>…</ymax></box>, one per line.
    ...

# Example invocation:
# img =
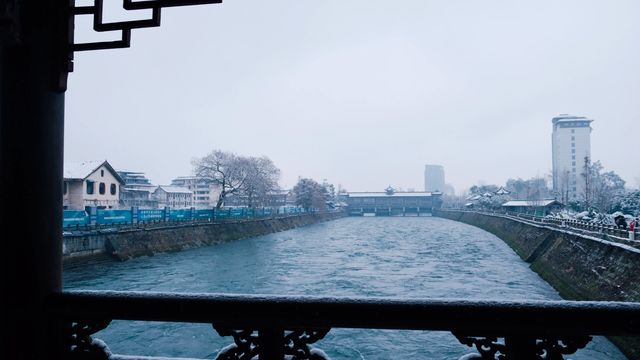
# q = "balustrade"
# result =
<box><xmin>52</xmin><ymin>291</ymin><xmax>640</xmax><ymax>360</ymax></box>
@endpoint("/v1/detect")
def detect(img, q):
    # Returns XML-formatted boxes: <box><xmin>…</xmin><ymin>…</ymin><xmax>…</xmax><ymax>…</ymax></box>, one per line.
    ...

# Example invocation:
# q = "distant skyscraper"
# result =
<box><xmin>551</xmin><ymin>114</ymin><xmax>593</xmax><ymax>202</ymax></box>
<box><xmin>424</xmin><ymin>164</ymin><xmax>445</xmax><ymax>192</ymax></box>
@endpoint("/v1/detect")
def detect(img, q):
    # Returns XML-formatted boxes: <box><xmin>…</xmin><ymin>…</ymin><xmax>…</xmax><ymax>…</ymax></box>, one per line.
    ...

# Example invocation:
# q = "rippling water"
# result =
<box><xmin>64</xmin><ymin>216</ymin><xmax>625</xmax><ymax>359</ymax></box>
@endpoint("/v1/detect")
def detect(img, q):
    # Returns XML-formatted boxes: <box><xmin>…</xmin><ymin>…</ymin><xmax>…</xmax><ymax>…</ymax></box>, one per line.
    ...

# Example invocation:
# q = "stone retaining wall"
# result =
<box><xmin>435</xmin><ymin>210</ymin><xmax>640</xmax><ymax>359</ymax></box>
<box><xmin>63</xmin><ymin>212</ymin><xmax>345</xmax><ymax>262</ymax></box>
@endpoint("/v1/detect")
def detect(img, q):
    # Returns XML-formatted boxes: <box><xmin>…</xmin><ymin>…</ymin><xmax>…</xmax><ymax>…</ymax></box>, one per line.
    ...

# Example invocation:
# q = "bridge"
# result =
<box><xmin>343</xmin><ymin>187</ymin><xmax>442</xmax><ymax>216</ymax></box>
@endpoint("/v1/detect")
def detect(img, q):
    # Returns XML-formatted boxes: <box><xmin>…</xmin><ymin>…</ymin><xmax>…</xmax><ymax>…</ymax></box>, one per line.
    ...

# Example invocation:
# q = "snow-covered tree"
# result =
<box><xmin>322</xmin><ymin>180</ymin><xmax>336</xmax><ymax>209</ymax></box>
<box><xmin>506</xmin><ymin>177</ymin><xmax>551</xmax><ymax>201</ymax></box>
<box><xmin>580</xmin><ymin>156</ymin><xmax>626</xmax><ymax>212</ymax></box>
<box><xmin>613</xmin><ymin>190</ymin><xmax>640</xmax><ymax>216</ymax></box>
<box><xmin>292</xmin><ymin>178</ymin><xmax>326</xmax><ymax>211</ymax></box>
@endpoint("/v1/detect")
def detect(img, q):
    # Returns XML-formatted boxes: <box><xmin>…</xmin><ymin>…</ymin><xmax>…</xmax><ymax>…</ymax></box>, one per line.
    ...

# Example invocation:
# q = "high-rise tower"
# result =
<box><xmin>424</xmin><ymin>164</ymin><xmax>445</xmax><ymax>193</ymax></box>
<box><xmin>551</xmin><ymin>114</ymin><xmax>593</xmax><ymax>202</ymax></box>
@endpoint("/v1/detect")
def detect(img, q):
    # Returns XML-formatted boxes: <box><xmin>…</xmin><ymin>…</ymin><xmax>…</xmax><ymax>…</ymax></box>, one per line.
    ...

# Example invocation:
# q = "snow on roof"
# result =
<box><xmin>552</xmin><ymin>115</ymin><xmax>593</xmax><ymax>123</ymax></box>
<box><xmin>502</xmin><ymin>199</ymin><xmax>561</xmax><ymax>207</ymax></box>
<box><xmin>123</xmin><ymin>185</ymin><xmax>158</xmax><ymax>192</ymax></box>
<box><xmin>64</xmin><ymin>160</ymin><xmax>124</xmax><ymax>184</ymax></box>
<box><xmin>495</xmin><ymin>186</ymin><xmax>510</xmax><ymax>195</ymax></box>
<box><xmin>64</xmin><ymin>160</ymin><xmax>105</xmax><ymax>179</ymax></box>
<box><xmin>348</xmin><ymin>192</ymin><xmax>433</xmax><ymax>198</ymax></box>
<box><xmin>156</xmin><ymin>186</ymin><xmax>193</xmax><ymax>194</ymax></box>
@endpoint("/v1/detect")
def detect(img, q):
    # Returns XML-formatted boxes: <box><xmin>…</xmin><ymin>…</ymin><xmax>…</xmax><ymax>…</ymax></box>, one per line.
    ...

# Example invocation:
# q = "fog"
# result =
<box><xmin>65</xmin><ymin>0</ymin><xmax>640</xmax><ymax>193</ymax></box>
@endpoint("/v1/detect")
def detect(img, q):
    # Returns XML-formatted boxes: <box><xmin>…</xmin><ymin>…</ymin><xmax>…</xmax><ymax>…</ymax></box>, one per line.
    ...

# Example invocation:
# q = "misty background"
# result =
<box><xmin>65</xmin><ymin>0</ymin><xmax>640</xmax><ymax>193</ymax></box>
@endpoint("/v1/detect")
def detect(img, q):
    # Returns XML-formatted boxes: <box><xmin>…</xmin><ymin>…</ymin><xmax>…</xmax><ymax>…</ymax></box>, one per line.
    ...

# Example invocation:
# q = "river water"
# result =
<box><xmin>64</xmin><ymin>216</ymin><xmax>625</xmax><ymax>359</ymax></box>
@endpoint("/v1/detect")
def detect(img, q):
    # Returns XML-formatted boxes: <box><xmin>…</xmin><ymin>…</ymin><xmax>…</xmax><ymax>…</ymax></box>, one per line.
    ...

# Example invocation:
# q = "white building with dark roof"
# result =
<box><xmin>63</xmin><ymin>160</ymin><xmax>125</xmax><ymax>210</ymax></box>
<box><xmin>551</xmin><ymin>114</ymin><xmax>593</xmax><ymax>201</ymax></box>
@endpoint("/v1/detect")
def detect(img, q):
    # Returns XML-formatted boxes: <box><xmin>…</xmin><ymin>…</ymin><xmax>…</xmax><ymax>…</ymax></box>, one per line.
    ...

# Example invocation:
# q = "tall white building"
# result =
<box><xmin>424</xmin><ymin>164</ymin><xmax>445</xmax><ymax>192</ymax></box>
<box><xmin>551</xmin><ymin>114</ymin><xmax>593</xmax><ymax>202</ymax></box>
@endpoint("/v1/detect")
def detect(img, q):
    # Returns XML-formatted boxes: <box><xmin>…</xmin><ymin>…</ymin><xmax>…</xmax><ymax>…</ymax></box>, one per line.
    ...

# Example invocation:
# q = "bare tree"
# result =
<box><xmin>193</xmin><ymin>151</ymin><xmax>282</xmax><ymax>208</ymax></box>
<box><xmin>581</xmin><ymin>156</ymin><xmax>594</xmax><ymax>210</ymax></box>
<box><xmin>557</xmin><ymin>170</ymin><xmax>571</xmax><ymax>205</ymax></box>
<box><xmin>240</xmin><ymin>156</ymin><xmax>280</xmax><ymax>208</ymax></box>
<box><xmin>192</xmin><ymin>150</ymin><xmax>249</xmax><ymax>208</ymax></box>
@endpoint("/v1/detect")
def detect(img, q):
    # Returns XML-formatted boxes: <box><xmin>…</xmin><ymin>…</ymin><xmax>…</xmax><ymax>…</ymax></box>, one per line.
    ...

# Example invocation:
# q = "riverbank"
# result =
<box><xmin>435</xmin><ymin>209</ymin><xmax>640</xmax><ymax>359</ymax></box>
<box><xmin>63</xmin><ymin>212</ymin><xmax>345</xmax><ymax>262</ymax></box>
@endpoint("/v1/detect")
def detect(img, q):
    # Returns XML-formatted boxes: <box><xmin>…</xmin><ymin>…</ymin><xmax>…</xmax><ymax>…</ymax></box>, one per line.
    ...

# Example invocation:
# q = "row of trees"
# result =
<box><xmin>451</xmin><ymin>156</ymin><xmax>639</xmax><ymax>215</ymax></box>
<box><xmin>192</xmin><ymin>149</ymin><xmax>337</xmax><ymax>211</ymax></box>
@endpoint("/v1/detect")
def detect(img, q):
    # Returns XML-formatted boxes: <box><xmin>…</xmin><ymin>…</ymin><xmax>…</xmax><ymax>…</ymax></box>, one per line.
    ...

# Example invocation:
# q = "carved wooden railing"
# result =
<box><xmin>50</xmin><ymin>290</ymin><xmax>640</xmax><ymax>360</ymax></box>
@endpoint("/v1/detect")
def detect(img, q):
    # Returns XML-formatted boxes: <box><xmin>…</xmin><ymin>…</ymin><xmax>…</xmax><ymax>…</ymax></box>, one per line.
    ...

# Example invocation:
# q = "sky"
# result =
<box><xmin>65</xmin><ymin>0</ymin><xmax>640</xmax><ymax>194</ymax></box>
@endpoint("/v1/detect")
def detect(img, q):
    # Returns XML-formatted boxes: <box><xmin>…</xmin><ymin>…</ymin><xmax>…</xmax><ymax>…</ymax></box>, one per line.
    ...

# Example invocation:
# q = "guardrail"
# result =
<box><xmin>51</xmin><ymin>290</ymin><xmax>640</xmax><ymax>360</ymax></box>
<box><xmin>441</xmin><ymin>209</ymin><xmax>640</xmax><ymax>246</ymax></box>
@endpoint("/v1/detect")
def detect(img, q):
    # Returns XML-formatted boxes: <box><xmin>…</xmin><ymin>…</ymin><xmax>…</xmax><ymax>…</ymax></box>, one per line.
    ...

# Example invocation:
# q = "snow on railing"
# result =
<box><xmin>440</xmin><ymin>209</ymin><xmax>639</xmax><ymax>246</ymax></box>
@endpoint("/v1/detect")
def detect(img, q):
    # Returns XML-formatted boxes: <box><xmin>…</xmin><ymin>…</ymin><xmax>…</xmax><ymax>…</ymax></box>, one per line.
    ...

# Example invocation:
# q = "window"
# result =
<box><xmin>101</xmin><ymin>169</ymin><xmax>104</xmax><ymax>177</ymax></box>
<box><xmin>571</xmin><ymin>143</ymin><xmax>575</xmax><ymax>147</ymax></box>
<box><xmin>99</xmin><ymin>182</ymin><xmax>106</xmax><ymax>195</ymax></box>
<box><xmin>572</xmin><ymin>155</ymin><xmax>576</xmax><ymax>160</ymax></box>
<box><xmin>572</xmin><ymin>161</ymin><xmax>576</xmax><ymax>166</ymax></box>
<box><xmin>571</xmin><ymin>129</ymin><xmax>575</xmax><ymax>133</ymax></box>
<box><xmin>571</xmin><ymin>149</ymin><xmax>575</xmax><ymax>153</ymax></box>
<box><xmin>86</xmin><ymin>181</ymin><xmax>94</xmax><ymax>194</ymax></box>
<box><xmin>571</xmin><ymin>136</ymin><xmax>575</xmax><ymax>141</ymax></box>
<box><xmin>63</xmin><ymin>182</ymin><xmax>67</xmax><ymax>195</ymax></box>
<box><xmin>110</xmin><ymin>183</ymin><xmax>117</xmax><ymax>195</ymax></box>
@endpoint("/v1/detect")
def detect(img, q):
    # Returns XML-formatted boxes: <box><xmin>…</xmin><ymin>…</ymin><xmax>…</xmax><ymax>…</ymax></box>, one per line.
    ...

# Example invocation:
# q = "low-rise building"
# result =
<box><xmin>152</xmin><ymin>186</ymin><xmax>193</xmax><ymax>208</ymax></box>
<box><xmin>502</xmin><ymin>199</ymin><xmax>563</xmax><ymax>215</ymax></box>
<box><xmin>224</xmin><ymin>189</ymin><xmax>293</xmax><ymax>208</ymax></box>
<box><xmin>118</xmin><ymin>170</ymin><xmax>158</xmax><ymax>208</ymax></box>
<box><xmin>171</xmin><ymin>176</ymin><xmax>220</xmax><ymax>208</ymax></box>
<box><xmin>63</xmin><ymin>160</ymin><xmax>125</xmax><ymax>210</ymax></box>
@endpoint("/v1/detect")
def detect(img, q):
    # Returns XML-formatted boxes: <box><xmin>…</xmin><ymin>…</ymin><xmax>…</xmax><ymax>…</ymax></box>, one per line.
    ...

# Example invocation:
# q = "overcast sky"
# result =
<box><xmin>65</xmin><ymin>0</ymin><xmax>640</xmax><ymax>193</ymax></box>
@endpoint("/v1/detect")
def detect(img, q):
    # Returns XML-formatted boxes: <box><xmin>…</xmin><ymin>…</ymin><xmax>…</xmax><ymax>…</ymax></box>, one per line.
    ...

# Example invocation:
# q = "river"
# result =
<box><xmin>64</xmin><ymin>216</ymin><xmax>625</xmax><ymax>359</ymax></box>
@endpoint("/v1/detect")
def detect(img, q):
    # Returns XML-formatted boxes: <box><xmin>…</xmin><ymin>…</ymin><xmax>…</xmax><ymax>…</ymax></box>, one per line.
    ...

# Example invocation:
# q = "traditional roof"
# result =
<box><xmin>502</xmin><ymin>199</ymin><xmax>562</xmax><ymax>207</ymax></box>
<box><xmin>64</xmin><ymin>160</ymin><xmax>124</xmax><ymax>184</ymax></box>
<box><xmin>495</xmin><ymin>186</ymin><xmax>510</xmax><ymax>195</ymax></box>
<box><xmin>348</xmin><ymin>192</ymin><xmax>433</xmax><ymax>198</ymax></box>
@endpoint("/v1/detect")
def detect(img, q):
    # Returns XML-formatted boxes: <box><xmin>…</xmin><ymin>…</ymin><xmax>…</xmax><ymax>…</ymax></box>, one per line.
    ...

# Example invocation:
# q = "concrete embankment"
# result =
<box><xmin>435</xmin><ymin>210</ymin><xmax>640</xmax><ymax>358</ymax></box>
<box><xmin>63</xmin><ymin>212</ymin><xmax>345</xmax><ymax>262</ymax></box>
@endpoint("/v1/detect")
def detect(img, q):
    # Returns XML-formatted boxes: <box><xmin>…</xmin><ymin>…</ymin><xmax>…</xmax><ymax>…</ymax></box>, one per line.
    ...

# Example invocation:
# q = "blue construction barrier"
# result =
<box><xmin>63</xmin><ymin>210</ymin><xmax>89</xmax><ymax>227</ymax></box>
<box><xmin>63</xmin><ymin>206</ymin><xmax>320</xmax><ymax>228</ymax></box>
